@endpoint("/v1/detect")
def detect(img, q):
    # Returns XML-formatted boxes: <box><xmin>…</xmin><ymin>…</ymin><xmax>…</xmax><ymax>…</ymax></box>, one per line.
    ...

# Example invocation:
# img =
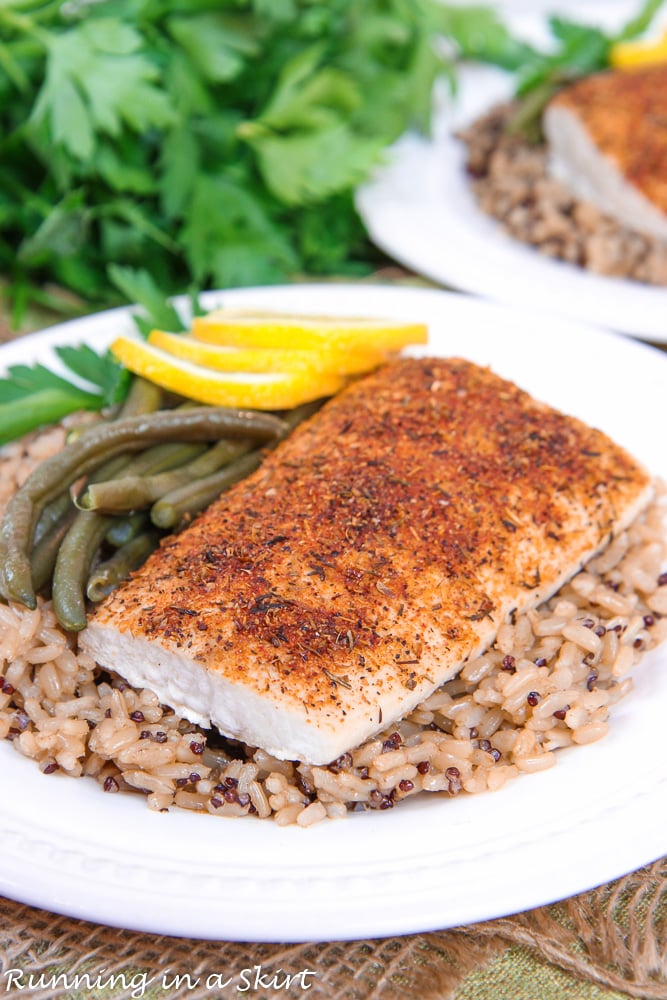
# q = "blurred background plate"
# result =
<box><xmin>356</xmin><ymin>3</ymin><xmax>667</xmax><ymax>342</ymax></box>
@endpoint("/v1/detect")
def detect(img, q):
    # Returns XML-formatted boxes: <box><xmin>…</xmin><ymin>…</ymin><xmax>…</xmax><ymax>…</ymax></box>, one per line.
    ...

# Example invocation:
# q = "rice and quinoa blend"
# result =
<box><xmin>1</xmin><ymin>424</ymin><xmax>666</xmax><ymax>827</ymax></box>
<box><xmin>458</xmin><ymin>103</ymin><xmax>667</xmax><ymax>287</ymax></box>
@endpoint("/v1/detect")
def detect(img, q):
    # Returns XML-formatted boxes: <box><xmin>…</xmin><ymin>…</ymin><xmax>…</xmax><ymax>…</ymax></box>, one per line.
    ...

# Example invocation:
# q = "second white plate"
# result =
<box><xmin>356</xmin><ymin>8</ymin><xmax>667</xmax><ymax>342</ymax></box>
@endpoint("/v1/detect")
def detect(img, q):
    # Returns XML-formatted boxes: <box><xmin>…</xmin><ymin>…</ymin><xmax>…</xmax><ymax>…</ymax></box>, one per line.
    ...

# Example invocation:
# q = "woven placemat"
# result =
<box><xmin>0</xmin><ymin>857</ymin><xmax>664</xmax><ymax>999</ymax></box>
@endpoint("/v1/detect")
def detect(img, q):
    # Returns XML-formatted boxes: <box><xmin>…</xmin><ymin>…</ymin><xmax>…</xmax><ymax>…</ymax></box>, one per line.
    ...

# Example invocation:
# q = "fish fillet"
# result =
<box><xmin>543</xmin><ymin>65</ymin><xmax>667</xmax><ymax>239</ymax></box>
<box><xmin>81</xmin><ymin>358</ymin><xmax>652</xmax><ymax>765</ymax></box>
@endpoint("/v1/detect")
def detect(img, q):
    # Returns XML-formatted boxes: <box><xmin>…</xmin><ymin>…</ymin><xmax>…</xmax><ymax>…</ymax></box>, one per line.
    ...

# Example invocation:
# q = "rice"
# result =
<box><xmin>0</xmin><ymin>426</ymin><xmax>666</xmax><ymax>824</ymax></box>
<box><xmin>457</xmin><ymin>103</ymin><xmax>667</xmax><ymax>287</ymax></box>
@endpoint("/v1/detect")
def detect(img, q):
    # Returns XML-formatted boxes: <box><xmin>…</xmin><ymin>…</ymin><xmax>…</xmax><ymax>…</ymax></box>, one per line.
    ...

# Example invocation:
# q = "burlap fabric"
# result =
<box><xmin>1</xmin><ymin>287</ymin><xmax>665</xmax><ymax>999</ymax></box>
<box><xmin>0</xmin><ymin>856</ymin><xmax>665</xmax><ymax>999</ymax></box>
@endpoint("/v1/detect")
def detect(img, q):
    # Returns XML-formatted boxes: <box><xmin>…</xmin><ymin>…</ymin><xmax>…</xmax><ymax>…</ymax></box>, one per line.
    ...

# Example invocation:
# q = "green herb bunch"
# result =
<box><xmin>0</xmin><ymin>0</ymin><xmax>446</xmax><ymax>323</ymax></box>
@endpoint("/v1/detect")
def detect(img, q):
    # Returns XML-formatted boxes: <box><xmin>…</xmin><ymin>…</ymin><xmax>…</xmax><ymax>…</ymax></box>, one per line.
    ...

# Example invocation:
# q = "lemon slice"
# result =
<box><xmin>111</xmin><ymin>337</ymin><xmax>346</xmax><ymax>410</ymax></box>
<box><xmin>148</xmin><ymin>329</ymin><xmax>386</xmax><ymax>376</ymax></box>
<box><xmin>610</xmin><ymin>30</ymin><xmax>667</xmax><ymax>69</ymax></box>
<box><xmin>192</xmin><ymin>308</ymin><xmax>428</xmax><ymax>353</ymax></box>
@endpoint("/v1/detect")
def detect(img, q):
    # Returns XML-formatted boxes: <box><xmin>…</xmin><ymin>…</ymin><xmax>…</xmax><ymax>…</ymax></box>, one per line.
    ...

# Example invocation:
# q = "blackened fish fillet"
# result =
<box><xmin>81</xmin><ymin>358</ymin><xmax>652</xmax><ymax>764</ymax></box>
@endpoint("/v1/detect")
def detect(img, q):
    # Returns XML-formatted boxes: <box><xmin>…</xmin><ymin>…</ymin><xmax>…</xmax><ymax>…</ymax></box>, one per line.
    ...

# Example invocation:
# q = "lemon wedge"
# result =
<box><xmin>110</xmin><ymin>337</ymin><xmax>346</xmax><ymax>409</ymax></box>
<box><xmin>192</xmin><ymin>308</ymin><xmax>428</xmax><ymax>353</ymax></box>
<box><xmin>610</xmin><ymin>30</ymin><xmax>667</xmax><ymax>69</ymax></box>
<box><xmin>148</xmin><ymin>329</ymin><xmax>386</xmax><ymax>376</ymax></box>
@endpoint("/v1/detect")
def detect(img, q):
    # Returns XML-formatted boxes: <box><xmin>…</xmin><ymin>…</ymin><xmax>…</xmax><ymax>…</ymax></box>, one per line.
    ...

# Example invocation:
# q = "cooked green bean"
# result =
<box><xmin>122</xmin><ymin>440</ymin><xmax>207</xmax><ymax>476</ymax></box>
<box><xmin>30</xmin><ymin>444</ymin><xmax>171</xmax><ymax>601</ymax></box>
<box><xmin>82</xmin><ymin>438</ymin><xmax>253</xmax><ymax>513</ymax></box>
<box><xmin>280</xmin><ymin>399</ymin><xmax>325</xmax><ymax>429</ymax></box>
<box><xmin>116</xmin><ymin>376</ymin><xmax>164</xmax><ymax>418</ymax></box>
<box><xmin>87</xmin><ymin>529</ymin><xmax>160</xmax><ymax>602</ymax></box>
<box><xmin>105</xmin><ymin>512</ymin><xmax>149</xmax><ymax>548</ymax></box>
<box><xmin>64</xmin><ymin>379</ymin><xmax>164</xmax><ymax>447</ymax></box>
<box><xmin>86</xmin><ymin>452</ymin><xmax>135</xmax><ymax>485</ymax></box>
<box><xmin>151</xmin><ymin>449</ymin><xmax>264</xmax><ymax>529</ymax></box>
<box><xmin>33</xmin><ymin>491</ymin><xmax>73</xmax><ymax>547</ymax></box>
<box><xmin>31</xmin><ymin>453</ymin><xmax>133</xmax><ymax>560</ymax></box>
<box><xmin>147</xmin><ymin>403</ymin><xmax>323</xmax><ymax>530</ymax></box>
<box><xmin>52</xmin><ymin>511</ymin><xmax>114</xmax><ymax>631</ymax></box>
<box><xmin>77</xmin><ymin>441</ymin><xmax>209</xmax><ymax>512</ymax></box>
<box><xmin>30</xmin><ymin>506</ymin><xmax>79</xmax><ymax>593</ymax></box>
<box><xmin>0</xmin><ymin>407</ymin><xmax>286</xmax><ymax>608</ymax></box>
<box><xmin>29</xmin><ymin>400</ymin><xmax>159</xmax><ymax>583</ymax></box>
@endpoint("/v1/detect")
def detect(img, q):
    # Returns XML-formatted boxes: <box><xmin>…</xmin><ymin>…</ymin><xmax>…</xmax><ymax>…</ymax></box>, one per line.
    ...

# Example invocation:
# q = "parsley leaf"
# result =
<box><xmin>238</xmin><ymin>44</ymin><xmax>384</xmax><ymax>205</ymax></box>
<box><xmin>248</xmin><ymin>124</ymin><xmax>383</xmax><ymax>206</ymax></box>
<box><xmin>180</xmin><ymin>174</ymin><xmax>298</xmax><ymax>287</ymax></box>
<box><xmin>54</xmin><ymin>343</ymin><xmax>130</xmax><ymax>406</ymax></box>
<box><xmin>30</xmin><ymin>19</ymin><xmax>175</xmax><ymax>164</ymax></box>
<box><xmin>0</xmin><ymin>362</ymin><xmax>95</xmax><ymax>405</ymax></box>
<box><xmin>0</xmin><ymin>342</ymin><xmax>130</xmax><ymax>445</ymax></box>
<box><xmin>0</xmin><ymin>389</ymin><xmax>98</xmax><ymax>447</ymax></box>
<box><xmin>108</xmin><ymin>265</ymin><xmax>187</xmax><ymax>337</ymax></box>
<box><xmin>435</xmin><ymin>5</ymin><xmax>538</xmax><ymax>72</ymax></box>
<box><xmin>166</xmin><ymin>12</ymin><xmax>260</xmax><ymax>84</ymax></box>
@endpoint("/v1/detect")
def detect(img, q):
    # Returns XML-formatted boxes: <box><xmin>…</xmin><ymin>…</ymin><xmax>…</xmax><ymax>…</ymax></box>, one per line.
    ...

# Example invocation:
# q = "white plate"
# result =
<box><xmin>0</xmin><ymin>284</ymin><xmax>666</xmax><ymax>942</ymax></box>
<box><xmin>356</xmin><ymin>8</ymin><xmax>667</xmax><ymax>342</ymax></box>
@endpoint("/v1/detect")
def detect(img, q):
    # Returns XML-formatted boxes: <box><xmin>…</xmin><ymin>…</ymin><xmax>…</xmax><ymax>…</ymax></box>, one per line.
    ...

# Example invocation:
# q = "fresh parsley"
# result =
<box><xmin>0</xmin><ymin>0</ymin><xmax>451</xmax><ymax>323</ymax></box>
<box><xmin>108</xmin><ymin>265</ymin><xmax>189</xmax><ymax>338</ymax></box>
<box><xmin>435</xmin><ymin>5</ymin><xmax>539</xmax><ymax>74</ymax></box>
<box><xmin>0</xmin><ymin>343</ymin><xmax>130</xmax><ymax>446</ymax></box>
<box><xmin>0</xmin><ymin>263</ymin><xmax>207</xmax><ymax>445</ymax></box>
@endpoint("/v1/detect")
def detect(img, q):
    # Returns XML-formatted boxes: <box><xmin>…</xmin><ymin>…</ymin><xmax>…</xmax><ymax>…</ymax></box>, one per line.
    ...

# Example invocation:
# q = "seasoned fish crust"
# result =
<box><xmin>547</xmin><ymin>65</ymin><xmax>667</xmax><ymax>222</ymax></box>
<box><xmin>82</xmin><ymin>358</ymin><xmax>652</xmax><ymax>764</ymax></box>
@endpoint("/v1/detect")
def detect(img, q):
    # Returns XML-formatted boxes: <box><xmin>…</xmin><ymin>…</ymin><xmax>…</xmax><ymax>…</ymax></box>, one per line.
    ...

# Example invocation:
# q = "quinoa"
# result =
<box><xmin>457</xmin><ymin>102</ymin><xmax>667</xmax><ymax>286</ymax></box>
<box><xmin>0</xmin><ymin>425</ymin><xmax>666</xmax><ymax>825</ymax></box>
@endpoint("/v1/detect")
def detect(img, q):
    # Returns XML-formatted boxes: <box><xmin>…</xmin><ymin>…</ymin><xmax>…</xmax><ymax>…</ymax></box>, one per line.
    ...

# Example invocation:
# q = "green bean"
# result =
<box><xmin>29</xmin><ymin>411</ymin><xmax>156</xmax><ymax>585</ymax></box>
<box><xmin>105</xmin><ymin>512</ymin><xmax>149</xmax><ymax>548</ymax></box>
<box><xmin>30</xmin><ymin>506</ymin><xmax>79</xmax><ymax>594</ymax></box>
<box><xmin>30</xmin><ymin>447</ymin><xmax>165</xmax><ymax>603</ymax></box>
<box><xmin>122</xmin><ymin>440</ymin><xmax>206</xmax><ymax>476</ymax></box>
<box><xmin>35</xmin><ymin>394</ymin><xmax>161</xmax><ymax>604</ymax></box>
<box><xmin>86</xmin><ymin>529</ymin><xmax>160</xmax><ymax>603</ymax></box>
<box><xmin>87</xmin><ymin>452</ymin><xmax>135</xmax><ymax>484</ymax></box>
<box><xmin>34</xmin><ymin>427</ymin><xmax>144</xmax><ymax>545</ymax></box>
<box><xmin>52</xmin><ymin>511</ymin><xmax>114</xmax><ymax>631</ymax></box>
<box><xmin>280</xmin><ymin>399</ymin><xmax>325</xmax><ymax>429</ymax></box>
<box><xmin>31</xmin><ymin>455</ymin><xmax>129</xmax><ymax>584</ymax></box>
<box><xmin>77</xmin><ymin>442</ymin><xmax>208</xmax><ymax>512</ymax></box>
<box><xmin>33</xmin><ymin>491</ymin><xmax>73</xmax><ymax>547</ymax></box>
<box><xmin>151</xmin><ymin>449</ymin><xmax>265</xmax><ymax>529</ymax></box>
<box><xmin>0</xmin><ymin>407</ymin><xmax>286</xmax><ymax>608</ymax></box>
<box><xmin>65</xmin><ymin>379</ymin><xmax>164</xmax><ymax>446</ymax></box>
<box><xmin>82</xmin><ymin>438</ymin><xmax>253</xmax><ymax>513</ymax></box>
<box><xmin>30</xmin><ymin>451</ymin><xmax>144</xmax><ymax>598</ymax></box>
<box><xmin>147</xmin><ymin>403</ymin><xmax>323</xmax><ymax>530</ymax></box>
<box><xmin>117</xmin><ymin>377</ymin><xmax>164</xmax><ymax>418</ymax></box>
<box><xmin>30</xmin><ymin>452</ymin><xmax>140</xmax><ymax>592</ymax></box>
